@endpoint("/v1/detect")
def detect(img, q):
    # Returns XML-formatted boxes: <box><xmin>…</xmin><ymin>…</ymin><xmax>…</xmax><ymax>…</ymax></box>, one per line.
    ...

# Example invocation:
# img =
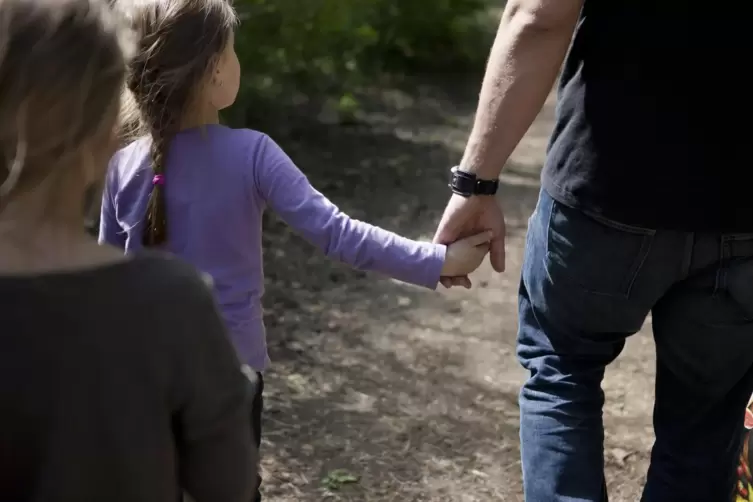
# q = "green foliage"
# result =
<box><xmin>321</xmin><ymin>468</ymin><xmax>360</xmax><ymax>491</ymax></box>
<box><xmin>233</xmin><ymin>0</ymin><xmax>493</xmax><ymax>99</ymax></box>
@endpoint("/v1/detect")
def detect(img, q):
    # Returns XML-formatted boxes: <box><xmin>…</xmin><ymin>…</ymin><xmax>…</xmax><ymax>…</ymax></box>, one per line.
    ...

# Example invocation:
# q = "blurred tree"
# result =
<box><xmin>233</xmin><ymin>0</ymin><xmax>493</xmax><ymax>103</ymax></box>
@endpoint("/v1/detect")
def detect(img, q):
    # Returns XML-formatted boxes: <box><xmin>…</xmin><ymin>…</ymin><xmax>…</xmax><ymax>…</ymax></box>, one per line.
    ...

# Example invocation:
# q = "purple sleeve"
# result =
<box><xmin>99</xmin><ymin>156</ymin><xmax>126</xmax><ymax>249</ymax></box>
<box><xmin>251</xmin><ymin>135</ymin><xmax>445</xmax><ymax>289</ymax></box>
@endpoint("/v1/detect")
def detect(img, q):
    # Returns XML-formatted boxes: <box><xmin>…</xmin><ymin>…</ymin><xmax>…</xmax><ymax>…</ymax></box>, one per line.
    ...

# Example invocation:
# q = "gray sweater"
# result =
<box><xmin>0</xmin><ymin>252</ymin><xmax>256</xmax><ymax>502</ymax></box>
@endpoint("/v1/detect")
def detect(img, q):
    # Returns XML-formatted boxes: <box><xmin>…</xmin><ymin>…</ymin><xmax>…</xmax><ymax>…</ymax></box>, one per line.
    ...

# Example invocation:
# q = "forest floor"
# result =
<box><xmin>258</xmin><ymin>77</ymin><xmax>654</xmax><ymax>501</ymax></box>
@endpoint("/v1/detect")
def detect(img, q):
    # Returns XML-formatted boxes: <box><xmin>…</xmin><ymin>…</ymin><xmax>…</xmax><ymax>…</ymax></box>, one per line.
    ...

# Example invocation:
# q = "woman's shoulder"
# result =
<box><xmin>118</xmin><ymin>251</ymin><xmax>215</xmax><ymax>297</ymax></box>
<box><xmin>117</xmin><ymin>254</ymin><xmax>226</xmax><ymax>349</ymax></box>
<box><xmin>82</xmin><ymin>253</ymin><xmax>221</xmax><ymax>335</ymax></box>
<box><xmin>46</xmin><ymin>251</ymin><xmax>215</xmax><ymax>308</ymax></box>
<box><xmin>1</xmin><ymin>252</ymin><xmax>217</xmax><ymax>327</ymax></box>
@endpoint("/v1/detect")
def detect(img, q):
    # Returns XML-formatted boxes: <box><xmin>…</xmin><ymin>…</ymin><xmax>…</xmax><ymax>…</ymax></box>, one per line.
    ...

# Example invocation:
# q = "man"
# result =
<box><xmin>434</xmin><ymin>0</ymin><xmax>753</xmax><ymax>500</ymax></box>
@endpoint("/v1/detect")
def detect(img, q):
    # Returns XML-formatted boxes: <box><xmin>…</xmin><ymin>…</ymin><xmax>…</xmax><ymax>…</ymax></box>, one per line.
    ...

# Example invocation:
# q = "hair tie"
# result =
<box><xmin>152</xmin><ymin>174</ymin><xmax>165</xmax><ymax>186</ymax></box>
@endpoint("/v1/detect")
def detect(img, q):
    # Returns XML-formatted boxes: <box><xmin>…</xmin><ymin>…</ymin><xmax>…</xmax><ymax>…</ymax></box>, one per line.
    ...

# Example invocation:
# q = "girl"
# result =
<box><xmin>0</xmin><ymin>0</ymin><xmax>256</xmax><ymax>501</ymax></box>
<box><xmin>101</xmin><ymin>0</ymin><xmax>491</xmax><ymax>499</ymax></box>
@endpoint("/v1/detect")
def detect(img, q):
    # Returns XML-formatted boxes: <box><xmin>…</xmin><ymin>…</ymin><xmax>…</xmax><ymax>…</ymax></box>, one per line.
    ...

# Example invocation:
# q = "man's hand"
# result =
<box><xmin>430</xmin><ymin>0</ymin><xmax>579</xmax><ymax>290</ymax></box>
<box><xmin>433</xmin><ymin>194</ymin><xmax>506</xmax><ymax>288</ymax></box>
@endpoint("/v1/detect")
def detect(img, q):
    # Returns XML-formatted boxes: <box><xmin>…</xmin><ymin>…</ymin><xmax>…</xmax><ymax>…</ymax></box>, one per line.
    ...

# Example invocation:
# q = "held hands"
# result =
<box><xmin>434</xmin><ymin>194</ymin><xmax>506</xmax><ymax>288</ymax></box>
<box><xmin>440</xmin><ymin>231</ymin><xmax>493</xmax><ymax>285</ymax></box>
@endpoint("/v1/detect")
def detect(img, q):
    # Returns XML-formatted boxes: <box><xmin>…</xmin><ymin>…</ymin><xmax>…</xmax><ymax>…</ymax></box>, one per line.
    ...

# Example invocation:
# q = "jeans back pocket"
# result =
<box><xmin>545</xmin><ymin>198</ymin><xmax>655</xmax><ymax>298</ymax></box>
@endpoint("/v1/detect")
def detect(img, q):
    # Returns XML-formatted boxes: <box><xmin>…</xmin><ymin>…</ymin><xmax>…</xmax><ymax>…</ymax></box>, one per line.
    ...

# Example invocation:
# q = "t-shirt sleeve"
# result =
<box><xmin>170</xmin><ymin>271</ymin><xmax>256</xmax><ymax>502</ymax></box>
<box><xmin>249</xmin><ymin>134</ymin><xmax>445</xmax><ymax>289</ymax></box>
<box><xmin>98</xmin><ymin>155</ymin><xmax>127</xmax><ymax>248</ymax></box>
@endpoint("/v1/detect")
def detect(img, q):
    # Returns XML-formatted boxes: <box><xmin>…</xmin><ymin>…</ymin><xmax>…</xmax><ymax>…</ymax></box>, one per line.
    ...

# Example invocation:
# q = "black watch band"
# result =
<box><xmin>449</xmin><ymin>167</ymin><xmax>499</xmax><ymax>197</ymax></box>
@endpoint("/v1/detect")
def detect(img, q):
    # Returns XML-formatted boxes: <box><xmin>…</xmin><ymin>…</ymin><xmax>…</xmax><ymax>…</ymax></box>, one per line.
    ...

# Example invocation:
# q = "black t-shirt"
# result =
<box><xmin>543</xmin><ymin>0</ymin><xmax>753</xmax><ymax>232</ymax></box>
<box><xmin>0</xmin><ymin>254</ymin><xmax>256</xmax><ymax>502</ymax></box>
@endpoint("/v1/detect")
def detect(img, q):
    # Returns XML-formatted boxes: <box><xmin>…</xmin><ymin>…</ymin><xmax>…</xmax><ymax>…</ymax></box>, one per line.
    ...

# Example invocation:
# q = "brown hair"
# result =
<box><xmin>116</xmin><ymin>0</ymin><xmax>237</xmax><ymax>247</ymax></box>
<box><xmin>0</xmin><ymin>0</ymin><xmax>129</xmax><ymax>208</ymax></box>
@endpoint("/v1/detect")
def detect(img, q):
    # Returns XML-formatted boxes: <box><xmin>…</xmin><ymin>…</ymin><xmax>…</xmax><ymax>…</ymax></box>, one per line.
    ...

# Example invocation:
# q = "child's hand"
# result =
<box><xmin>440</xmin><ymin>231</ymin><xmax>493</xmax><ymax>284</ymax></box>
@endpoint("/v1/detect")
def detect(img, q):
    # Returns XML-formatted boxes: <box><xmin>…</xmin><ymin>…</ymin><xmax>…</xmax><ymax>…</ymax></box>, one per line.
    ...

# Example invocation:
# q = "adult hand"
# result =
<box><xmin>433</xmin><ymin>194</ymin><xmax>506</xmax><ymax>288</ymax></box>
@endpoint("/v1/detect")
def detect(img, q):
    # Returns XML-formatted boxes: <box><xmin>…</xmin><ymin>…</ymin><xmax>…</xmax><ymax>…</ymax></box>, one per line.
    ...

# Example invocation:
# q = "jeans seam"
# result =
<box><xmin>723</xmin><ymin>234</ymin><xmax>753</xmax><ymax>242</ymax></box>
<box><xmin>713</xmin><ymin>236</ymin><xmax>729</xmax><ymax>298</ymax></box>
<box><xmin>582</xmin><ymin>208</ymin><xmax>657</xmax><ymax>236</ymax></box>
<box><xmin>623</xmin><ymin>234</ymin><xmax>654</xmax><ymax>298</ymax></box>
<box><xmin>545</xmin><ymin>196</ymin><xmax>554</xmax><ymax>261</ymax></box>
<box><xmin>680</xmin><ymin>233</ymin><xmax>694</xmax><ymax>280</ymax></box>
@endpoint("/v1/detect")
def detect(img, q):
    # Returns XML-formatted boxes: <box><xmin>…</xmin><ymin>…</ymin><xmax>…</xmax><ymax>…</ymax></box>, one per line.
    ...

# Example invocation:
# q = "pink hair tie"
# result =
<box><xmin>152</xmin><ymin>174</ymin><xmax>165</xmax><ymax>186</ymax></box>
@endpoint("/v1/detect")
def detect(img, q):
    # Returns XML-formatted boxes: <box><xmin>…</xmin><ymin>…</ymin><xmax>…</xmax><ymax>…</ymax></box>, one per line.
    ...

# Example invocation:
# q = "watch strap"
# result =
<box><xmin>449</xmin><ymin>167</ymin><xmax>499</xmax><ymax>197</ymax></box>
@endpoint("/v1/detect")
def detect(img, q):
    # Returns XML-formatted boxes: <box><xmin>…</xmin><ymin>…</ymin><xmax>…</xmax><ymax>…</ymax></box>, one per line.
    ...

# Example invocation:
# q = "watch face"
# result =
<box><xmin>451</xmin><ymin>172</ymin><xmax>474</xmax><ymax>195</ymax></box>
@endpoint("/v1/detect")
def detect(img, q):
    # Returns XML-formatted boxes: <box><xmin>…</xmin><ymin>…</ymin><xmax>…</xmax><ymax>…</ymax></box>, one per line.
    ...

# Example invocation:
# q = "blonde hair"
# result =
<box><xmin>0</xmin><ymin>0</ymin><xmax>130</xmax><ymax>205</ymax></box>
<box><xmin>115</xmin><ymin>0</ymin><xmax>237</xmax><ymax>247</ymax></box>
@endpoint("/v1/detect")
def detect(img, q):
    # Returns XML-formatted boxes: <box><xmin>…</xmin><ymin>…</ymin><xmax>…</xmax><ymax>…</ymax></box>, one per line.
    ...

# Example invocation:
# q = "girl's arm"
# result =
<box><xmin>251</xmin><ymin>135</ymin><xmax>446</xmax><ymax>289</ymax></box>
<box><xmin>98</xmin><ymin>156</ymin><xmax>127</xmax><ymax>248</ymax></box>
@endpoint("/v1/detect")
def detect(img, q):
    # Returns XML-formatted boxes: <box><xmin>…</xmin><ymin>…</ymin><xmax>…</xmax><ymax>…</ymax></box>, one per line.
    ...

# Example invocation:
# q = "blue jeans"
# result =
<box><xmin>518</xmin><ymin>189</ymin><xmax>753</xmax><ymax>502</ymax></box>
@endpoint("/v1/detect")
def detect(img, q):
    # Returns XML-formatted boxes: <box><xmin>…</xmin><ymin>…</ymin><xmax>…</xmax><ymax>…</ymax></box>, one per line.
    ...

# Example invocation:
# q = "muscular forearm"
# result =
<box><xmin>460</xmin><ymin>7</ymin><xmax>579</xmax><ymax>179</ymax></box>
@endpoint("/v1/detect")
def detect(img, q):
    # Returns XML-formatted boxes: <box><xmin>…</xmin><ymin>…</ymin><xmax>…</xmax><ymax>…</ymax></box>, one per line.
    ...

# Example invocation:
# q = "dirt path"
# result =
<box><xmin>258</xmin><ymin>80</ymin><xmax>654</xmax><ymax>501</ymax></box>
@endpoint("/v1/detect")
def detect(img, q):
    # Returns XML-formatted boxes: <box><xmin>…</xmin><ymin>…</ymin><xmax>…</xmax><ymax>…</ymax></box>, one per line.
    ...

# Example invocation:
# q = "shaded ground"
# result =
<box><xmin>256</xmin><ymin>78</ymin><xmax>654</xmax><ymax>501</ymax></box>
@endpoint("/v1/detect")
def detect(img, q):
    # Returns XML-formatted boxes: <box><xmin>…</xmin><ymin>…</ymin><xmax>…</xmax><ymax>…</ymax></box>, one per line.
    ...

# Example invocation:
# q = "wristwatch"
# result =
<box><xmin>449</xmin><ymin>166</ymin><xmax>499</xmax><ymax>197</ymax></box>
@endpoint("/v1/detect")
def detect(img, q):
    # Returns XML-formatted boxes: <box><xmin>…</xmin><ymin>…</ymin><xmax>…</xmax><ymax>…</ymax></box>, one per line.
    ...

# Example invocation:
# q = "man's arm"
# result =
<box><xmin>433</xmin><ymin>0</ymin><xmax>583</xmax><ymax>281</ymax></box>
<box><xmin>460</xmin><ymin>0</ymin><xmax>583</xmax><ymax>179</ymax></box>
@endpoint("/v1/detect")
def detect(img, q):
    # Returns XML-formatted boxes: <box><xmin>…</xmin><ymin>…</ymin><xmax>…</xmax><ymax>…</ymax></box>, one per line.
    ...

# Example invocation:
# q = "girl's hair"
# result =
<box><xmin>0</xmin><ymin>0</ymin><xmax>129</xmax><ymax>205</ymax></box>
<box><xmin>117</xmin><ymin>0</ymin><xmax>237</xmax><ymax>247</ymax></box>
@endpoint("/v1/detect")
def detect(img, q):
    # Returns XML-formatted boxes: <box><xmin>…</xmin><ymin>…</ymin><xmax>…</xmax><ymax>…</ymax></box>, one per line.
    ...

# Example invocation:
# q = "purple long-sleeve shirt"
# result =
<box><xmin>100</xmin><ymin>125</ymin><xmax>445</xmax><ymax>370</ymax></box>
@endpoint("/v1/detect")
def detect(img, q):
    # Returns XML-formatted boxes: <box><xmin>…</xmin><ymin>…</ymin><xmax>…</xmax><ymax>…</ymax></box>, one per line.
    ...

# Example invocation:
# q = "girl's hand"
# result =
<box><xmin>440</xmin><ymin>231</ymin><xmax>493</xmax><ymax>287</ymax></box>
